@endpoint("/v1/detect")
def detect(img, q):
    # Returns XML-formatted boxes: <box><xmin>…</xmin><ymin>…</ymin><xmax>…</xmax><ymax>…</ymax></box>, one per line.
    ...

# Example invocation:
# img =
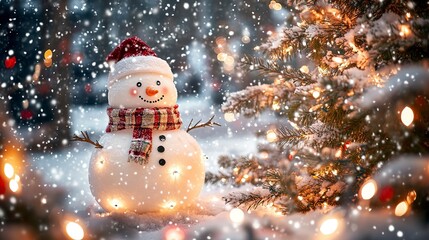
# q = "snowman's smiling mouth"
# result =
<box><xmin>139</xmin><ymin>95</ymin><xmax>165</xmax><ymax>103</ymax></box>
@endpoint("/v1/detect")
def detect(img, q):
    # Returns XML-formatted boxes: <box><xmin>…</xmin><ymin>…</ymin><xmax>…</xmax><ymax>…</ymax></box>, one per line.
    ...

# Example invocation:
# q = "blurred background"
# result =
<box><xmin>0</xmin><ymin>0</ymin><xmax>289</xmax><ymax>150</ymax></box>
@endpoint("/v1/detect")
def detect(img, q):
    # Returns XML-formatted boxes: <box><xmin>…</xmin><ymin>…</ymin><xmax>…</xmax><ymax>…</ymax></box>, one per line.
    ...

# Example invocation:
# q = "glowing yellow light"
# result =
<box><xmin>395</xmin><ymin>201</ymin><xmax>409</xmax><ymax>217</ymax></box>
<box><xmin>4</xmin><ymin>163</ymin><xmax>14</xmax><ymax>179</ymax></box>
<box><xmin>9</xmin><ymin>179</ymin><xmax>19</xmax><ymax>192</ymax></box>
<box><xmin>266</xmin><ymin>130</ymin><xmax>278</xmax><ymax>142</ymax></box>
<box><xmin>299</xmin><ymin>65</ymin><xmax>309</xmax><ymax>74</ymax></box>
<box><xmin>110</xmin><ymin>199</ymin><xmax>121</xmax><ymax>209</ymax></box>
<box><xmin>225</xmin><ymin>56</ymin><xmax>235</xmax><ymax>65</ymax></box>
<box><xmin>273</xmin><ymin>2</ymin><xmax>282</xmax><ymax>10</ymax></box>
<box><xmin>260</xmin><ymin>151</ymin><xmax>269</xmax><ymax>159</ymax></box>
<box><xmin>406</xmin><ymin>190</ymin><xmax>417</xmax><ymax>204</ymax></box>
<box><xmin>399</xmin><ymin>24</ymin><xmax>411</xmax><ymax>37</ymax></box>
<box><xmin>334</xmin><ymin>149</ymin><xmax>342</xmax><ymax>158</ymax></box>
<box><xmin>312</xmin><ymin>91</ymin><xmax>320</xmax><ymax>99</ymax></box>
<box><xmin>241</xmin><ymin>36</ymin><xmax>250</xmax><ymax>43</ymax></box>
<box><xmin>224</xmin><ymin>112</ymin><xmax>236</xmax><ymax>122</ymax></box>
<box><xmin>320</xmin><ymin>218</ymin><xmax>339</xmax><ymax>235</ymax></box>
<box><xmin>400</xmin><ymin>106</ymin><xmax>414</xmax><ymax>126</ymax></box>
<box><xmin>44</xmin><ymin>49</ymin><xmax>53</xmax><ymax>59</ymax></box>
<box><xmin>165</xmin><ymin>227</ymin><xmax>185</xmax><ymax>240</ymax></box>
<box><xmin>360</xmin><ymin>179</ymin><xmax>377</xmax><ymax>200</ymax></box>
<box><xmin>272</xmin><ymin>102</ymin><xmax>280</xmax><ymax>111</ymax></box>
<box><xmin>65</xmin><ymin>221</ymin><xmax>85</xmax><ymax>240</ymax></box>
<box><xmin>217</xmin><ymin>53</ymin><xmax>227</xmax><ymax>62</ymax></box>
<box><xmin>332</xmin><ymin>57</ymin><xmax>343</xmax><ymax>64</ymax></box>
<box><xmin>229</xmin><ymin>208</ymin><xmax>245</xmax><ymax>224</ymax></box>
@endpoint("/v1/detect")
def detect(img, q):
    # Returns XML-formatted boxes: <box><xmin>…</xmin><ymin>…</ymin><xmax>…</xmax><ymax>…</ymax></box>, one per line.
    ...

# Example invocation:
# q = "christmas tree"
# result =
<box><xmin>207</xmin><ymin>0</ymin><xmax>429</xmax><ymax>217</ymax></box>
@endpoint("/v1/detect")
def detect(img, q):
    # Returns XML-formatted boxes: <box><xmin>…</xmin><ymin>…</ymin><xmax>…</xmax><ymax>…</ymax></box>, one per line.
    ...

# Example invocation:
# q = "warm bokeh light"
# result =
<box><xmin>229</xmin><ymin>208</ymin><xmax>245</xmax><ymax>224</ymax></box>
<box><xmin>4</xmin><ymin>163</ymin><xmax>14</xmax><ymax>179</ymax></box>
<box><xmin>165</xmin><ymin>227</ymin><xmax>185</xmax><ymax>240</ymax></box>
<box><xmin>44</xmin><ymin>49</ymin><xmax>53</xmax><ymax>59</ymax></box>
<box><xmin>394</xmin><ymin>201</ymin><xmax>409</xmax><ymax>217</ymax></box>
<box><xmin>224</xmin><ymin>112</ymin><xmax>236</xmax><ymax>122</ymax></box>
<box><xmin>272</xmin><ymin>101</ymin><xmax>281</xmax><ymax>111</ymax></box>
<box><xmin>65</xmin><ymin>221</ymin><xmax>85</xmax><ymax>240</ymax></box>
<box><xmin>400</xmin><ymin>106</ymin><xmax>414</xmax><ymax>126</ymax></box>
<box><xmin>266</xmin><ymin>130</ymin><xmax>278</xmax><ymax>142</ymax></box>
<box><xmin>399</xmin><ymin>24</ymin><xmax>411</xmax><ymax>37</ymax></box>
<box><xmin>360</xmin><ymin>179</ymin><xmax>377</xmax><ymax>200</ymax></box>
<box><xmin>9</xmin><ymin>179</ymin><xmax>19</xmax><ymax>192</ymax></box>
<box><xmin>320</xmin><ymin>218</ymin><xmax>339</xmax><ymax>235</ymax></box>
<box><xmin>299</xmin><ymin>65</ymin><xmax>309</xmax><ymax>74</ymax></box>
<box><xmin>332</xmin><ymin>57</ymin><xmax>343</xmax><ymax>64</ymax></box>
<box><xmin>406</xmin><ymin>190</ymin><xmax>417</xmax><ymax>204</ymax></box>
<box><xmin>312</xmin><ymin>90</ymin><xmax>320</xmax><ymax>99</ymax></box>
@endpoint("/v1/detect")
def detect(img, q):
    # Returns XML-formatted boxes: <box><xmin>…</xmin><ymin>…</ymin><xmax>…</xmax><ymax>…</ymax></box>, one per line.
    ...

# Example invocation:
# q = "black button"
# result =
<box><xmin>159</xmin><ymin>135</ymin><xmax>166</xmax><ymax>141</ymax></box>
<box><xmin>159</xmin><ymin>159</ymin><xmax>166</xmax><ymax>166</ymax></box>
<box><xmin>157</xmin><ymin>146</ymin><xmax>165</xmax><ymax>153</ymax></box>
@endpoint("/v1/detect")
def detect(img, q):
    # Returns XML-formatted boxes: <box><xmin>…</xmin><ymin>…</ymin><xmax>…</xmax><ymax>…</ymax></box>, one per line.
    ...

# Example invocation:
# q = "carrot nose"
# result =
<box><xmin>145</xmin><ymin>86</ymin><xmax>159</xmax><ymax>96</ymax></box>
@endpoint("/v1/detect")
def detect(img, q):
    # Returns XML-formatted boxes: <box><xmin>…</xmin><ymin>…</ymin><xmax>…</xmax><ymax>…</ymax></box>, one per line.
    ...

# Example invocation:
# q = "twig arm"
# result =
<box><xmin>186</xmin><ymin>115</ymin><xmax>221</xmax><ymax>133</ymax></box>
<box><xmin>71</xmin><ymin>131</ymin><xmax>103</xmax><ymax>149</ymax></box>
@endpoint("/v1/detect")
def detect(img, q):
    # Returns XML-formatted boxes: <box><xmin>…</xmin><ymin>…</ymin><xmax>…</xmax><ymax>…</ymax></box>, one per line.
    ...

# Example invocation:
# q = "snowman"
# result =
<box><xmin>88</xmin><ymin>37</ymin><xmax>205</xmax><ymax>213</ymax></box>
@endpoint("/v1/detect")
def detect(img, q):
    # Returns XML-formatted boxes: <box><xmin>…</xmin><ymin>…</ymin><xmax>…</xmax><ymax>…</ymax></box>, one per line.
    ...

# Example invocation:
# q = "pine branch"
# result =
<box><xmin>223</xmin><ymin>191</ymin><xmax>281</xmax><ymax>211</ymax></box>
<box><xmin>71</xmin><ymin>131</ymin><xmax>103</xmax><ymax>149</ymax></box>
<box><xmin>186</xmin><ymin>115</ymin><xmax>221</xmax><ymax>133</ymax></box>
<box><xmin>241</xmin><ymin>55</ymin><xmax>315</xmax><ymax>85</ymax></box>
<box><xmin>205</xmin><ymin>172</ymin><xmax>233</xmax><ymax>185</ymax></box>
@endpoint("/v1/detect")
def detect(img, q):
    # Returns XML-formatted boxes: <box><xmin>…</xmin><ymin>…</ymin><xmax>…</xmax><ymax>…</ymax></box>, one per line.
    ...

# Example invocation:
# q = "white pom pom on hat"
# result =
<box><xmin>106</xmin><ymin>36</ymin><xmax>173</xmax><ymax>87</ymax></box>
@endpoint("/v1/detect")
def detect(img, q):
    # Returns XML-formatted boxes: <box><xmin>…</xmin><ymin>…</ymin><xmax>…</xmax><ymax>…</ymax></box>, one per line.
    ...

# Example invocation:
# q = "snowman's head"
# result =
<box><xmin>106</xmin><ymin>37</ymin><xmax>178</xmax><ymax>108</ymax></box>
<box><xmin>108</xmin><ymin>72</ymin><xmax>177</xmax><ymax>108</ymax></box>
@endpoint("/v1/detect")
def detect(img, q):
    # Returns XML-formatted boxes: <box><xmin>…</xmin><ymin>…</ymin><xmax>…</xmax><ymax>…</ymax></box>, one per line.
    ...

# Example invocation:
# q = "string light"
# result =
<box><xmin>400</xmin><ymin>106</ymin><xmax>414</xmax><ymax>126</ymax></box>
<box><xmin>360</xmin><ymin>179</ymin><xmax>377</xmax><ymax>200</ymax></box>
<box><xmin>332</xmin><ymin>57</ymin><xmax>343</xmax><ymax>64</ymax></box>
<box><xmin>299</xmin><ymin>65</ymin><xmax>309</xmax><ymax>74</ymax></box>
<box><xmin>266</xmin><ymin>130</ymin><xmax>278</xmax><ymax>142</ymax></box>
<box><xmin>65</xmin><ymin>221</ymin><xmax>85</xmax><ymax>240</ymax></box>
<box><xmin>312</xmin><ymin>90</ymin><xmax>320</xmax><ymax>99</ymax></box>
<box><xmin>399</xmin><ymin>24</ymin><xmax>411</xmax><ymax>37</ymax></box>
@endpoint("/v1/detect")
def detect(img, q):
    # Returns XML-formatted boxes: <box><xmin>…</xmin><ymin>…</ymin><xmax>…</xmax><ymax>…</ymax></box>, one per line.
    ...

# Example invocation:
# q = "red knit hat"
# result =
<box><xmin>107</xmin><ymin>36</ymin><xmax>173</xmax><ymax>87</ymax></box>
<box><xmin>106</xmin><ymin>36</ymin><xmax>157</xmax><ymax>62</ymax></box>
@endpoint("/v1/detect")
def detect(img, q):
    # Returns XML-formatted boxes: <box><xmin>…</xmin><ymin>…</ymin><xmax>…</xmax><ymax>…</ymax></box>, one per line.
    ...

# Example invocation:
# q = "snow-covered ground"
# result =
<box><xmin>26</xmin><ymin>97</ymin><xmax>429</xmax><ymax>239</ymax></box>
<box><xmin>26</xmin><ymin>97</ymin><xmax>283</xmax><ymax>239</ymax></box>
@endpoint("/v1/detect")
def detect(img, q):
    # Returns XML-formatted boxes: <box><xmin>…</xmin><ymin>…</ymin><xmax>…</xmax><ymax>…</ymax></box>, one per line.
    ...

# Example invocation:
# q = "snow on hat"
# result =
<box><xmin>106</xmin><ymin>36</ymin><xmax>173</xmax><ymax>87</ymax></box>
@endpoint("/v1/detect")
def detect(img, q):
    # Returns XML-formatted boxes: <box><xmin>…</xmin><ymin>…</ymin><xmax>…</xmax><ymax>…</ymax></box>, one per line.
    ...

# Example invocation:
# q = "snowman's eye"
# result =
<box><xmin>156</xmin><ymin>80</ymin><xmax>161</xmax><ymax>86</ymax></box>
<box><xmin>136</xmin><ymin>82</ymin><xmax>142</xmax><ymax>87</ymax></box>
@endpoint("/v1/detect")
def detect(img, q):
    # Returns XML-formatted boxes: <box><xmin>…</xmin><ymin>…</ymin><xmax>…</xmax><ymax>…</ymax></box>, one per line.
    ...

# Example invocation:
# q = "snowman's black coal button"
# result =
<box><xmin>159</xmin><ymin>159</ymin><xmax>166</xmax><ymax>166</ymax></box>
<box><xmin>159</xmin><ymin>135</ymin><xmax>166</xmax><ymax>141</ymax></box>
<box><xmin>157</xmin><ymin>146</ymin><xmax>165</xmax><ymax>153</ymax></box>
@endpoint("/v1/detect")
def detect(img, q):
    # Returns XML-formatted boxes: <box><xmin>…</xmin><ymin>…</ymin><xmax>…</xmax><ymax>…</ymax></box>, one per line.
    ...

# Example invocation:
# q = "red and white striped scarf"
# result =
<box><xmin>106</xmin><ymin>105</ymin><xmax>182</xmax><ymax>165</ymax></box>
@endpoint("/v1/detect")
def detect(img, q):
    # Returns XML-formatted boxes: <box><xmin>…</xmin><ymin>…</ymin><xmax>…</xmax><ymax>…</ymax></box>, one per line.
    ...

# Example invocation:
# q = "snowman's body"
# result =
<box><xmin>89</xmin><ymin>129</ymin><xmax>204</xmax><ymax>213</ymax></box>
<box><xmin>88</xmin><ymin>42</ymin><xmax>205</xmax><ymax>213</ymax></box>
